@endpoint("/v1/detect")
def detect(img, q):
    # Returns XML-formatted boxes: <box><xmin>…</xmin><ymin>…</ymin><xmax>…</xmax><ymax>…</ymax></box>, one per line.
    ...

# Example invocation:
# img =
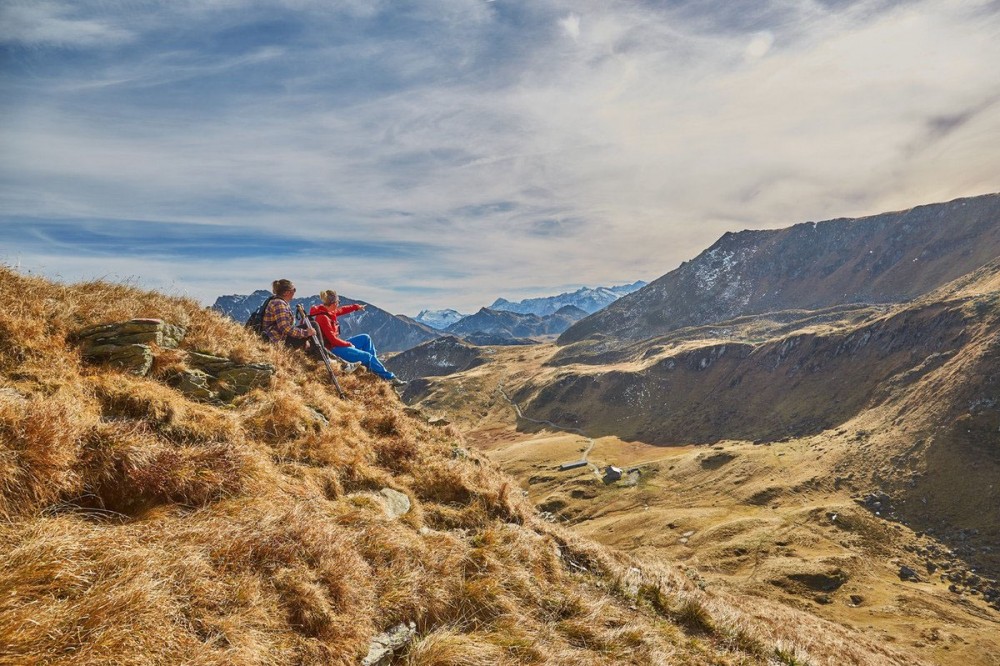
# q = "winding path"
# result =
<box><xmin>495</xmin><ymin>379</ymin><xmax>599</xmax><ymax>475</ymax></box>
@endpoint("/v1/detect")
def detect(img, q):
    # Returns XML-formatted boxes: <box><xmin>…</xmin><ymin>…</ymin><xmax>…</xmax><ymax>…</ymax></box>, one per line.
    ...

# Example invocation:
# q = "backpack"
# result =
<box><xmin>245</xmin><ymin>296</ymin><xmax>279</xmax><ymax>340</ymax></box>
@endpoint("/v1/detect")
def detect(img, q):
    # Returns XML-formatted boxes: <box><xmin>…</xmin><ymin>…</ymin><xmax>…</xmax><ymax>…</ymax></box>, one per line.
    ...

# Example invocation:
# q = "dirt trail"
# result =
<box><xmin>496</xmin><ymin>378</ymin><xmax>598</xmax><ymax>475</ymax></box>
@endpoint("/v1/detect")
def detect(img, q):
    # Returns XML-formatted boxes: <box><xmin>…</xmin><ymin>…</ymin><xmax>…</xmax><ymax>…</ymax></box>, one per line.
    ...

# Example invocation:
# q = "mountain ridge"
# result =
<box><xmin>491</xmin><ymin>281</ymin><xmax>647</xmax><ymax>317</ymax></box>
<box><xmin>560</xmin><ymin>193</ymin><xmax>1000</xmax><ymax>346</ymax></box>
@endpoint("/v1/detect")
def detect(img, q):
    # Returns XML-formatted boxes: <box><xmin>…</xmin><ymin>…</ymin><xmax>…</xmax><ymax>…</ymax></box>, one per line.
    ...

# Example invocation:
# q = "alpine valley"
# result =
<box><xmin>389</xmin><ymin>193</ymin><xmax>1000</xmax><ymax>666</ymax></box>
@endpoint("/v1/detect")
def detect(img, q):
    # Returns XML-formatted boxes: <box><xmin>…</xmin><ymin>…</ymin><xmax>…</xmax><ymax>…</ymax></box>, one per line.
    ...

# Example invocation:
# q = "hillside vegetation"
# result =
<box><xmin>0</xmin><ymin>267</ymin><xmax>925</xmax><ymax>665</ymax></box>
<box><xmin>396</xmin><ymin>261</ymin><xmax>1000</xmax><ymax>665</ymax></box>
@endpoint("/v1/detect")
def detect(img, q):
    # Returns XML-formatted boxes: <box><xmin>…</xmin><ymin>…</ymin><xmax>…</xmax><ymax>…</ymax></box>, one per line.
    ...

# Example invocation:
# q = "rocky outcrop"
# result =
<box><xmin>175</xmin><ymin>352</ymin><xmax>275</xmax><ymax>403</ymax></box>
<box><xmin>73</xmin><ymin>319</ymin><xmax>273</xmax><ymax>401</ymax></box>
<box><xmin>74</xmin><ymin>319</ymin><xmax>186</xmax><ymax>375</ymax></box>
<box><xmin>560</xmin><ymin>193</ymin><xmax>1000</xmax><ymax>345</ymax></box>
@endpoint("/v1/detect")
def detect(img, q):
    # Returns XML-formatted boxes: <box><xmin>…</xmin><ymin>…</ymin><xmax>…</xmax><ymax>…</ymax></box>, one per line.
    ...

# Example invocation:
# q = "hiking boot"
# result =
<box><xmin>341</xmin><ymin>361</ymin><xmax>361</xmax><ymax>374</ymax></box>
<box><xmin>389</xmin><ymin>377</ymin><xmax>407</xmax><ymax>387</ymax></box>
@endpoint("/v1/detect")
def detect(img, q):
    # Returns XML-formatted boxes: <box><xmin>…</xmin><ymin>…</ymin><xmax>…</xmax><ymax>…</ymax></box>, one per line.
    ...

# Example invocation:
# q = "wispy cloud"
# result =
<box><xmin>0</xmin><ymin>1</ymin><xmax>135</xmax><ymax>47</ymax></box>
<box><xmin>2</xmin><ymin>0</ymin><xmax>999</xmax><ymax>313</ymax></box>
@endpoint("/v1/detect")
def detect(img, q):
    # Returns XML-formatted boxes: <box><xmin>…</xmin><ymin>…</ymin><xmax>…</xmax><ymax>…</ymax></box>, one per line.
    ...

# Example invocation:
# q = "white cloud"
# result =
<box><xmin>560</xmin><ymin>13</ymin><xmax>581</xmax><ymax>40</ymax></box>
<box><xmin>0</xmin><ymin>1</ymin><xmax>134</xmax><ymax>47</ymax></box>
<box><xmin>744</xmin><ymin>31</ymin><xmax>774</xmax><ymax>60</ymax></box>
<box><xmin>2</xmin><ymin>0</ymin><xmax>999</xmax><ymax>314</ymax></box>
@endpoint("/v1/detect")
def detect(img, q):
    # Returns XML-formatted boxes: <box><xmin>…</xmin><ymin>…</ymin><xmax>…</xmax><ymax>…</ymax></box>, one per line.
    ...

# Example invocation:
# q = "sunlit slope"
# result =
<box><xmin>0</xmin><ymin>267</ymin><xmax>925</xmax><ymax>666</ymax></box>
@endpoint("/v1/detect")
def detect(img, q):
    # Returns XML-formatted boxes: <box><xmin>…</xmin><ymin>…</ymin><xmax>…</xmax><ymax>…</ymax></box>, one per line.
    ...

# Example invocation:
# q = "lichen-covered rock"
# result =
<box><xmin>380</xmin><ymin>488</ymin><xmax>411</xmax><ymax>518</ymax></box>
<box><xmin>186</xmin><ymin>352</ymin><xmax>235</xmax><ymax>375</ymax></box>
<box><xmin>83</xmin><ymin>343</ymin><xmax>154</xmax><ymax>376</ymax></box>
<box><xmin>75</xmin><ymin>319</ymin><xmax>185</xmax><ymax>376</ymax></box>
<box><xmin>75</xmin><ymin>319</ymin><xmax>186</xmax><ymax>349</ymax></box>
<box><xmin>173</xmin><ymin>369</ymin><xmax>216</xmax><ymax>401</ymax></box>
<box><xmin>217</xmin><ymin>364</ymin><xmax>274</xmax><ymax>396</ymax></box>
<box><xmin>361</xmin><ymin>622</ymin><xmax>416</xmax><ymax>666</ymax></box>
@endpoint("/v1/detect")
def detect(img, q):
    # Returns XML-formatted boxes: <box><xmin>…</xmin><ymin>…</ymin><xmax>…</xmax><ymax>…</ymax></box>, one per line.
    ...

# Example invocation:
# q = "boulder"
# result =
<box><xmin>76</xmin><ymin>319</ymin><xmax>186</xmax><ymax>349</ymax></box>
<box><xmin>186</xmin><ymin>352</ymin><xmax>236</xmax><ymax>375</ymax></box>
<box><xmin>75</xmin><ymin>319</ymin><xmax>186</xmax><ymax>376</ymax></box>
<box><xmin>183</xmin><ymin>353</ymin><xmax>275</xmax><ymax>401</ymax></box>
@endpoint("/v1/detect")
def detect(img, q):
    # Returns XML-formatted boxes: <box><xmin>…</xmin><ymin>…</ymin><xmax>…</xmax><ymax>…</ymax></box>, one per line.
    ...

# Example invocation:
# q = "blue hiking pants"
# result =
<box><xmin>329</xmin><ymin>334</ymin><xmax>395</xmax><ymax>380</ymax></box>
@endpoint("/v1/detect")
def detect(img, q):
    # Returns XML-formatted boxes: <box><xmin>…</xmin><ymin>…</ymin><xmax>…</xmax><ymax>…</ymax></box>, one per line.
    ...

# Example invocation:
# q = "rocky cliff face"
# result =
<box><xmin>560</xmin><ymin>194</ymin><xmax>1000</xmax><ymax>345</ymax></box>
<box><xmin>211</xmin><ymin>292</ymin><xmax>439</xmax><ymax>352</ymax></box>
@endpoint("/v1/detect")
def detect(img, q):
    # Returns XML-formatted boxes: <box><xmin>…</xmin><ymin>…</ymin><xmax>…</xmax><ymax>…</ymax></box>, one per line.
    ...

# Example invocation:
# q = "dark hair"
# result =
<box><xmin>272</xmin><ymin>279</ymin><xmax>295</xmax><ymax>295</ymax></box>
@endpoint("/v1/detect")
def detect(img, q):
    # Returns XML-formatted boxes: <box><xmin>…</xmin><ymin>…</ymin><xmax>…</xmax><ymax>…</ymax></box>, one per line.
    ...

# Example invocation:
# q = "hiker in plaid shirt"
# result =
<box><xmin>263</xmin><ymin>279</ymin><xmax>314</xmax><ymax>349</ymax></box>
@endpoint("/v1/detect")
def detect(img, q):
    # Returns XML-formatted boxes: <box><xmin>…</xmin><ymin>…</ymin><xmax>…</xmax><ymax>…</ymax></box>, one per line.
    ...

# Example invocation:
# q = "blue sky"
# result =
<box><xmin>2</xmin><ymin>0</ymin><xmax>998</xmax><ymax>315</ymax></box>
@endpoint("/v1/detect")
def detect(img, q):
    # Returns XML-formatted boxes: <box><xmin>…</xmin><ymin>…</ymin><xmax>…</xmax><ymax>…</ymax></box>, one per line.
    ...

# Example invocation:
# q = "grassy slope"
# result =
<box><xmin>402</xmin><ymin>261</ymin><xmax>1000</xmax><ymax>665</ymax></box>
<box><xmin>0</xmin><ymin>267</ymin><xmax>921</xmax><ymax>666</ymax></box>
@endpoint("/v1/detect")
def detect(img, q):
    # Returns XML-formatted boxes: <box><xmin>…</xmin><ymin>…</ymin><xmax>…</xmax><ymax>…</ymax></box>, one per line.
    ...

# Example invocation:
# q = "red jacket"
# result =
<box><xmin>309</xmin><ymin>303</ymin><xmax>363</xmax><ymax>348</ymax></box>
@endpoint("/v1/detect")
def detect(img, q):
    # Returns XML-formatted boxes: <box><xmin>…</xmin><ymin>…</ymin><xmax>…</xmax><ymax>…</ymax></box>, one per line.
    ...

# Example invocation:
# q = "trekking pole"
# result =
<box><xmin>296</xmin><ymin>304</ymin><xmax>347</xmax><ymax>399</ymax></box>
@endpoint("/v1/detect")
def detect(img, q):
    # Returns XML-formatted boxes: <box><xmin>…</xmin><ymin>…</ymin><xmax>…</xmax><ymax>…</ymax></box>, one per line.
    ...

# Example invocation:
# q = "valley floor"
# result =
<box><xmin>408</xmin><ymin>343</ymin><xmax>1000</xmax><ymax>666</ymax></box>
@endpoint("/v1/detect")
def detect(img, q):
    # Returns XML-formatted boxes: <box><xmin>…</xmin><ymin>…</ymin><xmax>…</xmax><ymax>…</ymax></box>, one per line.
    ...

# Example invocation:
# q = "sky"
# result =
<box><xmin>1</xmin><ymin>0</ymin><xmax>999</xmax><ymax>316</ymax></box>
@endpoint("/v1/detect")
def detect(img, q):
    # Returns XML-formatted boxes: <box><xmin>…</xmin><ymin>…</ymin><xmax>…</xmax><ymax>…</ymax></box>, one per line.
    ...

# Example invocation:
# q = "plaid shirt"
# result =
<box><xmin>262</xmin><ymin>298</ymin><xmax>310</xmax><ymax>343</ymax></box>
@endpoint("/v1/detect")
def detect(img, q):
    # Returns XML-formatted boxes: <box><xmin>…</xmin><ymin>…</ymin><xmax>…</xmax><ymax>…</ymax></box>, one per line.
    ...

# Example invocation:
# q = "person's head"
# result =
<box><xmin>272</xmin><ymin>279</ymin><xmax>296</xmax><ymax>301</ymax></box>
<box><xmin>319</xmin><ymin>289</ymin><xmax>339</xmax><ymax>307</ymax></box>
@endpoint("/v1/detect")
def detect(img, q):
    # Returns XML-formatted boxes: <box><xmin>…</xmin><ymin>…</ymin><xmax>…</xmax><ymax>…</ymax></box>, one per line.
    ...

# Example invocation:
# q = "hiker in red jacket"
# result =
<box><xmin>309</xmin><ymin>290</ymin><xmax>405</xmax><ymax>386</ymax></box>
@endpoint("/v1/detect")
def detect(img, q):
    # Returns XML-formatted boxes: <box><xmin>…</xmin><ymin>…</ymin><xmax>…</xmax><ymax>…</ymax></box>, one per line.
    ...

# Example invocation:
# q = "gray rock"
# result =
<box><xmin>76</xmin><ymin>319</ymin><xmax>186</xmax><ymax>349</ymax></box>
<box><xmin>898</xmin><ymin>565</ymin><xmax>921</xmax><ymax>582</ymax></box>
<box><xmin>380</xmin><ymin>488</ymin><xmax>411</xmax><ymax>518</ymax></box>
<box><xmin>75</xmin><ymin>319</ymin><xmax>186</xmax><ymax>375</ymax></box>
<box><xmin>83</xmin><ymin>343</ymin><xmax>154</xmax><ymax>376</ymax></box>
<box><xmin>186</xmin><ymin>352</ymin><xmax>236</xmax><ymax>375</ymax></box>
<box><xmin>217</xmin><ymin>364</ymin><xmax>274</xmax><ymax>395</ymax></box>
<box><xmin>173</xmin><ymin>369</ymin><xmax>216</xmax><ymax>401</ymax></box>
<box><xmin>361</xmin><ymin>622</ymin><xmax>417</xmax><ymax>666</ymax></box>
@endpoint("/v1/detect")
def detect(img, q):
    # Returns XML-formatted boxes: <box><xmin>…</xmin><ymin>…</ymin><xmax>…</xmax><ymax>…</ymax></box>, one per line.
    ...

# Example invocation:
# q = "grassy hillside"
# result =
<box><xmin>395</xmin><ymin>262</ymin><xmax>1000</xmax><ymax>665</ymax></box>
<box><xmin>0</xmin><ymin>267</ymin><xmax>926</xmax><ymax>665</ymax></box>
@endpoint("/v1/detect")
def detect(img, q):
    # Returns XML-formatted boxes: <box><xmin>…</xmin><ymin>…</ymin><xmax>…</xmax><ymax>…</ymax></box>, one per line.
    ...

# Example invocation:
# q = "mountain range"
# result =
<box><xmin>445</xmin><ymin>304</ymin><xmax>589</xmax><ymax>340</ymax></box>
<box><xmin>490</xmin><ymin>281</ymin><xmax>647</xmax><ymax>316</ymax></box>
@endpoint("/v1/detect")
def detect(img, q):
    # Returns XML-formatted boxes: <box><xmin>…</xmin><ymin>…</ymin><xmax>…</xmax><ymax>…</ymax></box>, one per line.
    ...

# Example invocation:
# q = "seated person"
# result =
<box><xmin>309</xmin><ymin>290</ymin><xmax>406</xmax><ymax>386</ymax></box>
<box><xmin>262</xmin><ymin>279</ymin><xmax>315</xmax><ymax>349</ymax></box>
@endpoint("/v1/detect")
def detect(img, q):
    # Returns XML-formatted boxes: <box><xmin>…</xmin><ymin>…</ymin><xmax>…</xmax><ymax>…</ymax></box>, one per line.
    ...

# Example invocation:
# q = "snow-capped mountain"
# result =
<box><xmin>489</xmin><ymin>281</ymin><xmax>647</xmax><ymax>317</ymax></box>
<box><xmin>414</xmin><ymin>309</ymin><xmax>468</xmax><ymax>330</ymax></box>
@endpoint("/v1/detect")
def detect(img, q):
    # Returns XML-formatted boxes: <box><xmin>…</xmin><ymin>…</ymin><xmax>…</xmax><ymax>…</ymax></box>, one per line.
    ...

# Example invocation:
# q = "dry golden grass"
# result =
<box><xmin>0</xmin><ymin>266</ymin><xmax>927</xmax><ymax>665</ymax></box>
